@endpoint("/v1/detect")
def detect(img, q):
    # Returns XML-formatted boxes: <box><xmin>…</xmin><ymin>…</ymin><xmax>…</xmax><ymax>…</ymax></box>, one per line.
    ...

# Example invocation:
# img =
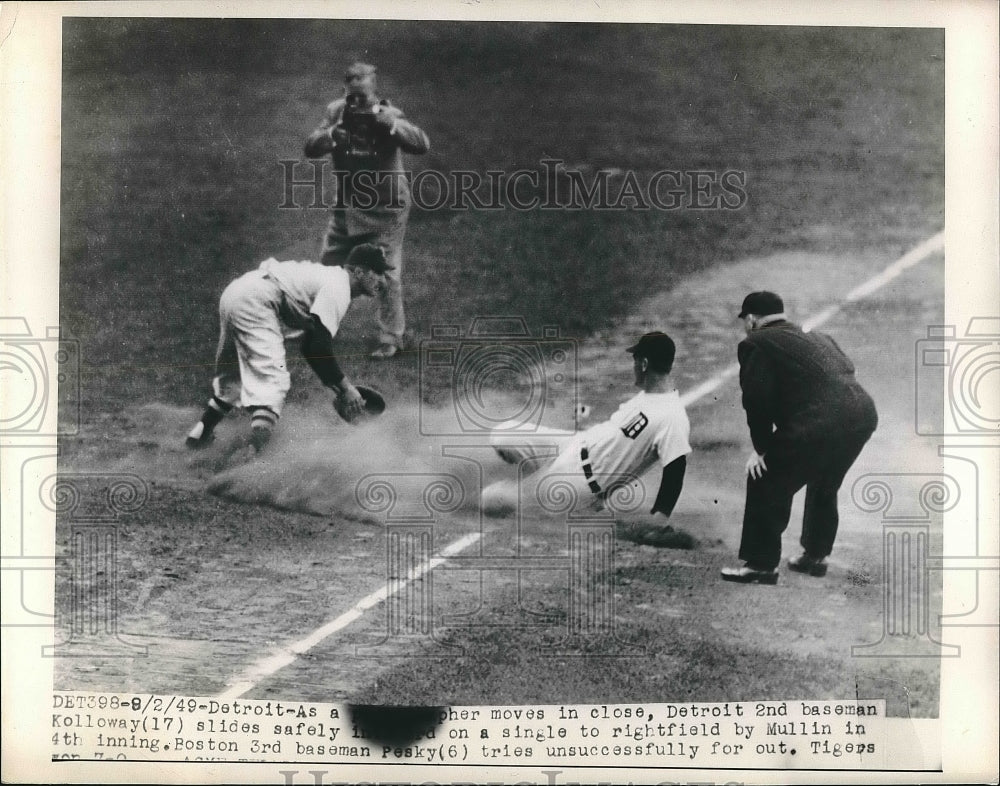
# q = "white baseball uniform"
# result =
<box><xmin>213</xmin><ymin>258</ymin><xmax>351</xmax><ymax>415</ymax></box>
<box><xmin>486</xmin><ymin>389</ymin><xmax>692</xmax><ymax>514</ymax></box>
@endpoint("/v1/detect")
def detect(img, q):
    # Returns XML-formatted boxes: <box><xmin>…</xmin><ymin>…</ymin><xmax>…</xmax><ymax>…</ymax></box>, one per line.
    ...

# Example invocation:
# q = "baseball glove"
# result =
<box><xmin>335</xmin><ymin>385</ymin><xmax>387</xmax><ymax>424</ymax></box>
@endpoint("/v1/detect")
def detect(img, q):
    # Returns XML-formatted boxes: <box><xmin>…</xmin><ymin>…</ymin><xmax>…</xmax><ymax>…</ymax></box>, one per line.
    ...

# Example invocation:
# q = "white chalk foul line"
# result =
<box><xmin>218</xmin><ymin>231</ymin><xmax>942</xmax><ymax>699</ymax></box>
<box><xmin>218</xmin><ymin>532</ymin><xmax>481</xmax><ymax>700</ymax></box>
<box><xmin>681</xmin><ymin>231</ymin><xmax>944</xmax><ymax>408</ymax></box>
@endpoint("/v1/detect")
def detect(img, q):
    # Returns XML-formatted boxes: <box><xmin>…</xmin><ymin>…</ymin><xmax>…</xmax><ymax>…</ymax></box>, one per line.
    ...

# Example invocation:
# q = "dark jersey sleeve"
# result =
<box><xmin>738</xmin><ymin>340</ymin><xmax>779</xmax><ymax>454</ymax></box>
<box><xmin>301</xmin><ymin>316</ymin><xmax>345</xmax><ymax>390</ymax></box>
<box><xmin>650</xmin><ymin>455</ymin><xmax>687</xmax><ymax>517</ymax></box>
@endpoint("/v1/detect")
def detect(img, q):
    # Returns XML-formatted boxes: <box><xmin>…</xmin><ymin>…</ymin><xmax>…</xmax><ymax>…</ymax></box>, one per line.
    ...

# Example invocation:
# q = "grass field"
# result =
<box><xmin>55</xmin><ymin>19</ymin><xmax>946</xmax><ymax>720</ymax></box>
<box><xmin>59</xmin><ymin>20</ymin><xmax>943</xmax><ymax>414</ymax></box>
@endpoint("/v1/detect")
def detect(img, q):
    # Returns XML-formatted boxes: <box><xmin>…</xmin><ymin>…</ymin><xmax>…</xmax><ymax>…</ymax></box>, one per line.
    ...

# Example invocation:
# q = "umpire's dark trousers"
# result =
<box><xmin>738</xmin><ymin>426</ymin><xmax>876</xmax><ymax>571</ymax></box>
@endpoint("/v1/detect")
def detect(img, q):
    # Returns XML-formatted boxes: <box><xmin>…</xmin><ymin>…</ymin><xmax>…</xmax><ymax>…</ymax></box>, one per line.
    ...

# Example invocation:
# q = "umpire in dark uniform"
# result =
<box><xmin>721</xmin><ymin>291</ymin><xmax>878</xmax><ymax>584</ymax></box>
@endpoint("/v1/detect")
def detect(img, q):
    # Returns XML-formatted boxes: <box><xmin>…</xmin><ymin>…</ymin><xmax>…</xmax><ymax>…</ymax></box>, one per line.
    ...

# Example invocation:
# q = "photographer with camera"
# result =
<box><xmin>304</xmin><ymin>62</ymin><xmax>430</xmax><ymax>359</ymax></box>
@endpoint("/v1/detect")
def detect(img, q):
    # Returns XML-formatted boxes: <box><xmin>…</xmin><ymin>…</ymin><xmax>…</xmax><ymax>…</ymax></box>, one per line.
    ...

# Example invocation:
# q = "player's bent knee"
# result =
<box><xmin>489</xmin><ymin>419</ymin><xmax>530</xmax><ymax>462</ymax></box>
<box><xmin>490</xmin><ymin>419</ymin><xmax>528</xmax><ymax>439</ymax></box>
<box><xmin>481</xmin><ymin>481</ymin><xmax>517</xmax><ymax>518</ymax></box>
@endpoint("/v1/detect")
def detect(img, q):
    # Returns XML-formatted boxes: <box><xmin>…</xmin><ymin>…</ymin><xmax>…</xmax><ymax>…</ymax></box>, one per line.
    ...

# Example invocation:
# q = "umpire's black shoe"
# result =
<box><xmin>720</xmin><ymin>564</ymin><xmax>779</xmax><ymax>585</ymax></box>
<box><xmin>787</xmin><ymin>553</ymin><xmax>829</xmax><ymax>577</ymax></box>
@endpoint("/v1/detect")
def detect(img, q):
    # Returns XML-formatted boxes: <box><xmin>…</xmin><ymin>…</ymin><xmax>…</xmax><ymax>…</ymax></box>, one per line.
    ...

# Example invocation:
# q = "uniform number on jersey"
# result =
<box><xmin>621</xmin><ymin>412</ymin><xmax>649</xmax><ymax>440</ymax></box>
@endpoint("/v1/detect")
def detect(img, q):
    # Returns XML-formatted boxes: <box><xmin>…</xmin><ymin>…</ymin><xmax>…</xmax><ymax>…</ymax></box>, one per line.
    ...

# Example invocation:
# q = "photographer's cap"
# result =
<box><xmin>738</xmin><ymin>291</ymin><xmax>784</xmax><ymax>318</ymax></box>
<box><xmin>345</xmin><ymin>243</ymin><xmax>393</xmax><ymax>274</ymax></box>
<box><xmin>627</xmin><ymin>331</ymin><xmax>676</xmax><ymax>371</ymax></box>
<box><xmin>345</xmin><ymin>62</ymin><xmax>377</xmax><ymax>79</ymax></box>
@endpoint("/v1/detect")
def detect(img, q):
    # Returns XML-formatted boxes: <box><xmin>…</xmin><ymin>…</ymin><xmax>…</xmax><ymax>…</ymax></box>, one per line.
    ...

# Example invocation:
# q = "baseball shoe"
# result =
<box><xmin>185</xmin><ymin>422</ymin><xmax>215</xmax><ymax>449</ymax></box>
<box><xmin>787</xmin><ymin>552</ymin><xmax>828</xmax><ymax>577</ymax></box>
<box><xmin>370</xmin><ymin>343</ymin><xmax>399</xmax><ymax>360</ymax></box>
<box><xmin>720</xmin><ymin>564</ymin><xmax>779</xmax><ymax>585</ymax></box>
<box><xmin>250</xmin><ymin>424</ymin><xmax>272</xmax><ymax>453</ymax></box>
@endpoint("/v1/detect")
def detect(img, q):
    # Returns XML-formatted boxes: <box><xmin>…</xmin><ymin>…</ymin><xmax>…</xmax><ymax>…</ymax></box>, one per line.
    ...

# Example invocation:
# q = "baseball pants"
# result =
<box><xmin>483</xmin><ymin>424</ymin><xmax>615</xmax><ymax>515</ymax></box>
<box><xmin>212</xmin><ymin>270</ymin><xmax>291</xmax><ymax>416</ymax></box>
<box><xmin>320</xmin><ymin>204</ymin><xmax>409</xmax><ymax>347</ymax></box>
<box><xmin>737</xmin><ymin>427</ymin><xmax>876</xmax><ymax>570</ymax></box>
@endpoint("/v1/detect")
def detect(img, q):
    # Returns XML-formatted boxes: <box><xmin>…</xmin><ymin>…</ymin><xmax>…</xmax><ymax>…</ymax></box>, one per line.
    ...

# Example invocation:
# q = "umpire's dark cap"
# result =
<box><xmin>345</xmin><ymin>243</ymin><xmax>393</xmax><ymax>274</ymax></box>
<box><xmin>738</xmin><ymin>291</ymin><xmax>784</xmax><ymax>318</ymax></box>
<box><xmin>627</xmin><ymin>331</ymin><xmax>676</xmax><ymax>372</ymax></box>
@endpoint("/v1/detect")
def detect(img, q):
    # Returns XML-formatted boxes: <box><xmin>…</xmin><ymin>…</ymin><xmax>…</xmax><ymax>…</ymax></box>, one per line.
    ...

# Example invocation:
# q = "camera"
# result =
<box><xmin>914</xmin><ymin>318</ymin><xmax>1000</xmax><ymax>435</ymax></box>
<box><xmin>0</xmin><ymin>318</ymin><xmax>80</xmax><ymax>435</ymax></box>
<box><xmin>419</xmin><ymin>317</ymin><xmax>578</xmax><ymax>436</ymax></box>
<box><xmin>340</xmin><ymin>95</ymin><xmax>383</xmax><ymax>158</ymax></box>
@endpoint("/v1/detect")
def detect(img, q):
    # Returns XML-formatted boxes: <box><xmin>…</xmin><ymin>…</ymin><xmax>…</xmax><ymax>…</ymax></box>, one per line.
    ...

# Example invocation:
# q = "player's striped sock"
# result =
<box><xmin>249</xmin><ymin>406</ymin><xmax>278</xmax><ymax>452</ymax></box>
<box><xmin>249</xmin><ymin>406</ymin><xmax>277</xmax><ymax>430</ymax></box>
<box><xmin>186</xmin><ymin>396</ymin><xmax>233</xmax><ymax>446</ymax></box>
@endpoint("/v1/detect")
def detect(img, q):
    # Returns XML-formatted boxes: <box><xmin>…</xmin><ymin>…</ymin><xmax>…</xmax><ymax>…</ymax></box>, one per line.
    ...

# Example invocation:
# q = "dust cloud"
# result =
<box><xmin>111</xmin><ymin>402</ymin><xmax>508</xmax><ymax>520</ymax></box>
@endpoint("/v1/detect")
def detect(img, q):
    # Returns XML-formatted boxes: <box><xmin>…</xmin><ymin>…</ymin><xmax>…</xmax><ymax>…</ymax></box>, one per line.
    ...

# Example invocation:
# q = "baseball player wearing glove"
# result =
<box><xmin>185</xmin><ymin>244</ymin><xmax>391</xmax><ymax>452</ymax></box>
<box><xmin>304</xmin><ymin>62</ymin><xmax>430</xmax><ymax>360</ymax></box>
<box><xmin>483</xmin><ymin>332</ymin><xmax>691</xmax><ymax>520</ymax></box>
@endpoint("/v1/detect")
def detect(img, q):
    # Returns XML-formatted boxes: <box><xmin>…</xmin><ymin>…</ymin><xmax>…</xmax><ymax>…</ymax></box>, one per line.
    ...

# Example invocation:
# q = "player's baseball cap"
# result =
<box><xmin>738</xmin><ymin>291</ymin><xmax>784</xmax><ymax>318</ymax></box>
<box><xmin>627</xmin><ymin>331</ymin><xmax>676</xmax><ymax>373</ymax></box>
<box><xmin>345</xmin><ymin>243</ymin><xmax>393</xmax><ymax>274</ymax></box>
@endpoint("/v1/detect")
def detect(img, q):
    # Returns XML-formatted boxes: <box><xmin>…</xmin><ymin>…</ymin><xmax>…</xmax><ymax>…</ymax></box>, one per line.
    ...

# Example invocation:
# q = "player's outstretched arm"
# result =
<box><xmin>300</xmin><ymin>319</ymin><xmax>346</xmax><ymax>390</ymax></box>
<box><xmin>650</xmin><ymin>455</ymin><xmax>687</xmax><ymax>517</ymax></box>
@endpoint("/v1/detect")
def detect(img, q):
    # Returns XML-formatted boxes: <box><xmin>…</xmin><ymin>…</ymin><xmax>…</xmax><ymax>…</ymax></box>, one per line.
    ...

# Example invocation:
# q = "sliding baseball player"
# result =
<box><xmin>483</xmin><ymin>332</ymin><xmax>691</xmax><ymax>519</ymax></box>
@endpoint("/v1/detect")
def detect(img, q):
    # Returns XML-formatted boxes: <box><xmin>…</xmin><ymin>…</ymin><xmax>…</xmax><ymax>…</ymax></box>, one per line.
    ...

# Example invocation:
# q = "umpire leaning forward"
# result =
<box><xmin>721</xmin><ymin>291</ymin><xmax>878</xmax><ymax>585</ymax></box>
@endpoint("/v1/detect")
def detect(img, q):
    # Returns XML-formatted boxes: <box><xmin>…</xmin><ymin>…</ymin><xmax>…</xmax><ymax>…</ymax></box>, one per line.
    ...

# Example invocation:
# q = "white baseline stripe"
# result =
<box><xmin>682</xmin><ymin>231</ymin><xmax>943</xmax><ymax>408</ymax></box>
<box><xmin>218</xmin><ymin>231</ymin><xmax>943</xmax><ymax>699</ymax></box>
<box><xmin>845</xmin><ymin>231</ymin><xmax>944</xmax><ymax>303</ymax></box>
<box><xmin>218</xmin><ymin>532</ymin><xmax>481</xmax><ymax>700</ymax></box>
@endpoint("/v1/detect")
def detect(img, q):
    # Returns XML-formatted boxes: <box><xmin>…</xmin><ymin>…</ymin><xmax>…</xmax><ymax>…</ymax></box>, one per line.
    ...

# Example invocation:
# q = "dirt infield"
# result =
<box><xmin>55</xmin><ymin>244</ymin><xmax>944</xmax><ymax>716</ymax></box>
<box><xmin>50</xmin><ymin>21</ymin><xmax>946</xmax><ymax>720</ymax></box>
